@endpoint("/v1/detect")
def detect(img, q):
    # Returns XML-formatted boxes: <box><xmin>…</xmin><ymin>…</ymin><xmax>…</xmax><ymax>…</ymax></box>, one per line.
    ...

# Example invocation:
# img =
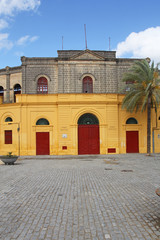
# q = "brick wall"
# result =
<box><xmin>0</xmin><ymin>50</ymin><xmax>141</xmax><ymax>102</ymax></box>
<box><xmin>0</xmin><ymin>66</ymin><xmax>22</xmax><ymax>103</ymax></box>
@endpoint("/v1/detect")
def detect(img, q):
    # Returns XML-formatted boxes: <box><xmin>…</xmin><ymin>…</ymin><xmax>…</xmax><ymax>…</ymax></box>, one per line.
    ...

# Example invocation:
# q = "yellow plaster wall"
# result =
<box><xmin>118</xmin><ymin>95</ymin><xmax>146</xmax><ymax>153</ymax></box>
<box><xmin>154</xmin><ymin>129</ymin><xmax>160</xmax><ymax>153</ymax></box>
<box><xmin>0</xmin><ymin>93</ymin><xmax>158</xmax><ymax>156</ymax></box>
<box><xmin>0</xmin><ymin>104</ymin><xmax>21</xmax><ymax>155</ymax></box>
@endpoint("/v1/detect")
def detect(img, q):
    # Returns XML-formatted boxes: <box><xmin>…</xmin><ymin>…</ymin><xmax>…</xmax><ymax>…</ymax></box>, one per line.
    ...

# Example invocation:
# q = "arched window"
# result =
<box><xmin>14</xmin><ymin>84</ymin><xmax>21</xmax><ymax>102</ymax></box>
<box><xmin>126</xmin><ymin>118</ymin><xmax>138</xmax><ymax>124</ymax></box>
<box><xmin>37</xmin><ymin>77</ymin><xmax>48</xmax><ymax>94</ymax></box>
<box><xmin>5</xmin><ymin>117</ymin><xmax>13</xmax><ymax>122</ymax></box>
<box><xmin>0</xmin><ymin>86</ymin><xmax>4</xmax><ymax>98</ymax></box>
<box><xmin>83</xmin><ymin>76</ymin><xmax>93</xmax><ymax>93</ymax></box>
<box><xmin>78</xmin><ymin>113</ymin><xmax>99</xmax><ymax>125</ymax></box>
<box><xmin>36</xmin><ymin>118</ymin><xmax>49</xmax><ymax>125</ymax></box>
<box><xmin>14</xmin><ymin>84</ymin><xmax>21</xmax><ymax>93</ymax></box>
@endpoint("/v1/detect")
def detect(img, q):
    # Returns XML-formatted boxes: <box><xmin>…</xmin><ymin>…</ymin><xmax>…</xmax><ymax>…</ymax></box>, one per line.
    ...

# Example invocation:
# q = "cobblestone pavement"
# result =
<box><xmin>0</xmin><ymin>154</ymin><xmax>160</xmax><ymax>240</ymax></box>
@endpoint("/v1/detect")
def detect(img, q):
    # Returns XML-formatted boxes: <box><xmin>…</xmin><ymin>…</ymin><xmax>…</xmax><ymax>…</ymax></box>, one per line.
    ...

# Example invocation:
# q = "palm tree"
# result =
<box><xmin>122</xmin><ymin>59</ymin><xmax>160</xmax><ymax>155</ymax></box>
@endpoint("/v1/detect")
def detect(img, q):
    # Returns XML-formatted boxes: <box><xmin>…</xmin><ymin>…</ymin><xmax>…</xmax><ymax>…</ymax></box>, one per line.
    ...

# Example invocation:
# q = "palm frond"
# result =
<box><xmin>122</xmin><ymin>90</ymin><xmax>144</xmax><ymax>112</ymax></box>
<box><xmin>122</xmin><ymin>59</ymin><xmax>160</xmax><ymax>114</ymax></box>
<box><xmin>141</xmin><ymin>92</ymin><xmax>149</xmax><ymax>112</ymax></box>
<box><xmin>145</xmin><ymin>82</ymin><xmax>152</xmax><ymax>93</ymax></box>
<box><xmin>122</xmin><ymin>59</ymin><xmax>160</xmax><ymax>155</ymax></box>
<box><xmin>132</xmin><ymin>60</ymin><xmax>151</xmax><ymax>80</ymax></box>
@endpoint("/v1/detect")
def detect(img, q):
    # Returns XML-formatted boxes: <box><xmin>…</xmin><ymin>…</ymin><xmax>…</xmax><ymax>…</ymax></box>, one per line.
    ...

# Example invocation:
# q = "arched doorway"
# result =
<box><xmin>126</xmin><ymin>118</ymin><xmax>139</xmax><ymax>153</ymax></box>
<box><xmin>78</xmin><ymin>113</ymin><xmax>100</xmax><ymax>154</ymax></box>
<box><xmin>36</xmin><ymin>118</ymin><xmax>50</xmax><ymax>155</ymax></box>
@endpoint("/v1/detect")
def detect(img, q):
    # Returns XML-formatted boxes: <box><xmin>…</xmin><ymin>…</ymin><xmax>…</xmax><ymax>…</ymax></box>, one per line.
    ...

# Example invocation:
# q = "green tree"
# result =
<box><xmin>122</xmin><ymin>59</ymin><xmax>160</xmax><ymax>155</ymax></box>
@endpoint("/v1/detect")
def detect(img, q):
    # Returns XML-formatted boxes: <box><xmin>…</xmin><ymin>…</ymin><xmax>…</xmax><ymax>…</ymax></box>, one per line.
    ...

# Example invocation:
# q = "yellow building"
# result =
<box><xmin>0</xmin><ymin>93</ymin><xmax>160</xmax><ymax>156</ymax></box>
<box><xmin>0</xmin><ymin>50</ymin><xmax>160</xmax><ymax>156</ymax></box>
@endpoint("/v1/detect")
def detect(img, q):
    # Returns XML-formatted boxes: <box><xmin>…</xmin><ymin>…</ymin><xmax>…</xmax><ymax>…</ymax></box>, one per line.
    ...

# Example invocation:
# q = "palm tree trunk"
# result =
<box><xmin>147</xmin><ymin>97</ymin><xmax>151</xmax><ymax>155</ymax></box>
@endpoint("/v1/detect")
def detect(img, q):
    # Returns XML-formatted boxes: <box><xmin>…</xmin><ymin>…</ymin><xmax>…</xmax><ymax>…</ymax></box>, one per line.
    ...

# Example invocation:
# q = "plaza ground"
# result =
<box><xmin>0</xmin><ymin>154</ymin><xmax>160</xmax><ymax>240</ymax></box>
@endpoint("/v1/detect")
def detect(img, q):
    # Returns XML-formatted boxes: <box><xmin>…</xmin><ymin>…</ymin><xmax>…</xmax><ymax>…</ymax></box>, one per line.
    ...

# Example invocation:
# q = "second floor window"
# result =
<box><xmin>0</xmin><ymin>86</ymin><xmax>4</xmax><ymax>97</ymax></box>
<box><xmin>14</xmin><ymin>84</ymin><xmax>21</xmax><ymax>102</ymax></box>
<box><xmin>37</xmin><ymin>77</ymin><xmax>48</xmax><ymax>94</ymax></box>
<box><xmin>83</xmin><ymin>76</ymin><xmax>93</xmax><ymax>93</ymax></box>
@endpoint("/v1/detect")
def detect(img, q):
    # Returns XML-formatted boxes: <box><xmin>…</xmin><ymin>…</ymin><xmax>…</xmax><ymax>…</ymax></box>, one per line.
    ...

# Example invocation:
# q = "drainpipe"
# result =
<box><xmin>152</xmin><ymin>108</ymin><xmax>158</xmax><ymax>154</ymax></box>
<box><xmin>153</xmin><ymin>110</ymin><xmax>158</xmax><ymax>154</ymax></box>
<box><xmin>152</xmin><ymin>129</ymin><xmax>155</xmax><ymax>154</ymax></box>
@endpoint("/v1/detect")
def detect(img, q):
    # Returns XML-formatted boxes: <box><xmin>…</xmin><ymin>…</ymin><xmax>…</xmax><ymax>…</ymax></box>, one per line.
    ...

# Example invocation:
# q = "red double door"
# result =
<box><xmin>36</xmin><ymin>132</ymin><xmax>50</xmax><ymax>155</ymax></box>
<box><xmin>78</xmin><ymin>125</ymin><xmax>100</xmax><ymax>155</ymax></box>
<box><xmin>126</xmin><ymin>131</ymin><xmax>139</xmax><ymax>153</ymax></box>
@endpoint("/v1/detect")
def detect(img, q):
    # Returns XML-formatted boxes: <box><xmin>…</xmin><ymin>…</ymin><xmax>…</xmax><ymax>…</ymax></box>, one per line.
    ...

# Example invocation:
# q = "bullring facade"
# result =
<box><xmin>0</xmin><ymin>49</ymin><xmax>159</xmax><ymax>155</ymax></box>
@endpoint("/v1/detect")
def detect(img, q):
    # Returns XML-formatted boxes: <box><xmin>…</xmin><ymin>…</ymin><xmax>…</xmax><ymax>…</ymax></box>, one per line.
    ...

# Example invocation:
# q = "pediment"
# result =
<box><xmin>70</xmin><ymin>49</ymin><xmax>105</xmax><ymax>60</ymax></box>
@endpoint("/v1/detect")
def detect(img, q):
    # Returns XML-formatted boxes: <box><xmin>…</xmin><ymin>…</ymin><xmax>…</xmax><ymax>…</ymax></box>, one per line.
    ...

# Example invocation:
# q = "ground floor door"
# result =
<box><xmin>78</xmin><ymin>125</ymin><xmax>100</xmax><ymax>154</ymax></box>
<box><xmin>126</xmin><ymin>131</ymin><xmax>139</xmax><ymax>153</ymax></box>
<box><xmin>36</xmin><ymin>132</ymin><xmax>50</xmax><ymax>155</ymax></box>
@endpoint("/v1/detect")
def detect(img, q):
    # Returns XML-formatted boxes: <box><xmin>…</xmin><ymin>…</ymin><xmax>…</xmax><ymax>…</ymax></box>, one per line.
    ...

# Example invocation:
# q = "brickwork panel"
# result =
<box><xmin>0</xmin><ymin>51</ymin><xmax>142</xmax><ymax>100</ymax></box>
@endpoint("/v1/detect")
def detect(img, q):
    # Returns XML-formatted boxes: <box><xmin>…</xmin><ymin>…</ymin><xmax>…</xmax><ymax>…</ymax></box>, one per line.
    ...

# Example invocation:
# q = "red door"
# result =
<box><xmin>126</xmin><ymin>131</ymin><xmax>139</xmax><ymax>153</ymax></box>
<box><xmin>36</xmin><ymin>132</ymin><xmax>50</xmax><ymax>155</ymax></box>
<box><xmin>78</xmin><ymin>125</ymin><xmax>100</xmax><ymax>154</ymax></box>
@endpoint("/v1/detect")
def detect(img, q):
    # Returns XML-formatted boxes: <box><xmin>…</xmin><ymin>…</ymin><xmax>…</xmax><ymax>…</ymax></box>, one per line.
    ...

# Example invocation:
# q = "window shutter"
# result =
<box><xmin>83</xmin><ymin>76</ymin><xmax>93</xmax><ymax>93</ymax></box>
<box><xmin>5</xmin><ymin>130</ymin><xmax>12</xmax><ymax>144</ymax></box>
<box><xmin>37</xmin><ymin>77</ymin><xmax>48</xmax><ymax>94</ymax></box>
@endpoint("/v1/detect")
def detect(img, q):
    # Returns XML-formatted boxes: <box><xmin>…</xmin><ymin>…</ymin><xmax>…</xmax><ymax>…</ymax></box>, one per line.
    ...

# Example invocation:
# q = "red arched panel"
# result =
<box><xmin>37</xmin><ymin>77</ymin><xmax>48</xmax><ymax>94</ymax></box>
<box><xmin>83</xmin><ymin>76</ymin><xmax>93</xmax><ymax>93</ymax></box>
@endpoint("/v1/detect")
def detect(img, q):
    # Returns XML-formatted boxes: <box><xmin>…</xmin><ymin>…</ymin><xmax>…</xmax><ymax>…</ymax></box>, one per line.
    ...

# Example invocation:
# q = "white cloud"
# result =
<box><xmin>30</xmin><ymin>36</ymin><xmax>39</xmax><ymax>42</ymax></box>
<box><xmin>0</xmin><ymin>0</ymin><xmax>41</xmax><ymax>34</ymax></box>
<box><xmin>17</xmin><ymin>35</ymin><xmax>39</xmax><ymax>45</ymax></box>
<box><xmin>0</xmin><ymin>33</ymin><xmax>38</xmax><ymax>52</ymax></box>
<box><xmin>0</xmin><ymin>1</ymin><xmax>40</xmax><ymax>52</ymax></box>
<box><xmin>0</xmin><ymin>33</ymin><xmax>13</xmax><ymax>50</ymax></box>
<box><xmin>17</xmin><ymin>35</ymin><xmax>30</xmax><ymax>45</ymax></box>
<box><xmin>0</xmin><ymin>0</ymin><xmax>41</xmax><ymax>16</ymax></box>
<box><xmin>0</xmin><ymin>19</ymin><xmax>8</xmax><ymax>30</ymax></box>
<box><xmin>116</xmin><ymin>26</ymin><xmax>160</xmax><ymax>64</ymax></box>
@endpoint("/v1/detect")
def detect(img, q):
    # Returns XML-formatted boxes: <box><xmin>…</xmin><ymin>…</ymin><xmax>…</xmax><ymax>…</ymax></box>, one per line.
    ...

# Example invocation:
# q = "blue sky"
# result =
<box><xmin>0</xmin><ymin>0</ymin><xmax>160</xmax><ymax>68</ymax></box>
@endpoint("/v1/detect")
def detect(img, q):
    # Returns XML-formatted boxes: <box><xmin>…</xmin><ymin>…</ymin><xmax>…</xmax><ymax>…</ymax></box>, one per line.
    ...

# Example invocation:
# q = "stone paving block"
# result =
<box><xmin>0</xmin><ymin>154</ymin><xmax>160</xmax><ymax>240</ymax></box>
